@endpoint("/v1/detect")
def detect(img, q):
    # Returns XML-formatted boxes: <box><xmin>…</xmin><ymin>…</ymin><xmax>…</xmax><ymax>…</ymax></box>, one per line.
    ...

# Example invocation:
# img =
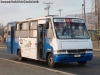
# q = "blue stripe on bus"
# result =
<box><xmin>44</xmin><ymin>37</ymin><xmax>53</xmax><ymax>60</ymax></box>
<box><xmin>54</xmin><ymin>53</ymin><xmax>93</xmax><ymax>63</ymax></box>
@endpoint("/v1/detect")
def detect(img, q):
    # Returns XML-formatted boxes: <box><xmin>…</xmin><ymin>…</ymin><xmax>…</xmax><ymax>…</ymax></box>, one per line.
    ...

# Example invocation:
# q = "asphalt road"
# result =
<box><xmin>0</xmin><ymin>47</ymin><xmax>100</xmax><ymax>75</ymax></box>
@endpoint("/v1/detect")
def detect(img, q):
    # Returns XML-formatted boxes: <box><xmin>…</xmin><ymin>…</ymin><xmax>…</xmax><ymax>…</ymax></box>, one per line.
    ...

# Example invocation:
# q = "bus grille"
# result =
<box><xmin>67</xmin><ymin>49</ymin><xmax>86</xmax><ymax>54</ymax></box>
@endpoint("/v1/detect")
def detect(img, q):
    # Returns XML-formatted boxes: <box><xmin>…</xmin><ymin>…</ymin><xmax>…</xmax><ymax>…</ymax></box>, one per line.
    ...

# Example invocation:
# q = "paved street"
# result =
<box><xmin>0</xmin><ymin>47</ymin><xmax>100</xmax><ymax>75</ymax></box>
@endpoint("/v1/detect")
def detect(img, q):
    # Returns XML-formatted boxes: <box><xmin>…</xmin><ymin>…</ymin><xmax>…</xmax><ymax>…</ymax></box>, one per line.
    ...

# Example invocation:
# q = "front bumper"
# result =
<box><xmin>54</xmin><ymin>53</ymin><xmax>93</xmax><ymax>63</ymax></box>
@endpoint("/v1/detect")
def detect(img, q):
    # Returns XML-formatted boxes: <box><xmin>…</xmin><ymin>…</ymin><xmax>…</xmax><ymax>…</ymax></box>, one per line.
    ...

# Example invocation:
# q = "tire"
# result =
<box><xmin>47</xmin><ymin>54</ymin><xmax>55</xmax><ymax>68</ymax></box>
<box><xmin>18</xmin><ymin>50</ymin><xmax>27</xmax><ymax>61</ymax></box>
<box><xmin>78</xmin><ymin>61</ymin><xmax>87</xmax><ymax>66</ymax></box>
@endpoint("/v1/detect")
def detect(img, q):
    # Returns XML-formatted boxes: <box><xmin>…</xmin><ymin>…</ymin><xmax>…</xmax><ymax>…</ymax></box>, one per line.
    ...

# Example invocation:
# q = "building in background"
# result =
<box><xmin>3</xmin><ymin>26</ymin><xmax>7</xmax><ymax>39</ymax></box>
<box><xmin>0</xmin><ymin>23</ymin><xmax>3</xmax><ymax>42</ymax></box>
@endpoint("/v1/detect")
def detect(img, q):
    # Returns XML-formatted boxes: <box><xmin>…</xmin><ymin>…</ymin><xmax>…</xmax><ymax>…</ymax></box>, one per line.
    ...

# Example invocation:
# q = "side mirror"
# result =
<box><xmin>45</xmin><ymin>22</ymin><xmax>49</xmax><ymax>29</ymax></box>
<box><xmin>47</xmin><ymin>29</ymin><xmax>53</xmax><ymax>39</ymax></box>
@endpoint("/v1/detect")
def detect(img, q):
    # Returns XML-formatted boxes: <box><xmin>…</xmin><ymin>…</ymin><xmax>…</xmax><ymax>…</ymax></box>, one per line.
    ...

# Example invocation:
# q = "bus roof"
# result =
<box><xmin>25</xmin><ymin>16</ymin><xmax>83</xmax><ymax>21</ymax></box>
<box><xmin>18</xmin><ymin>16</ymin><xmax>83</xmax><ymax>22</ymax></box>
<box><xmin>7</xmin><ymin>21</ymin><xmax>18</xmax><ymax>24</ymax></box>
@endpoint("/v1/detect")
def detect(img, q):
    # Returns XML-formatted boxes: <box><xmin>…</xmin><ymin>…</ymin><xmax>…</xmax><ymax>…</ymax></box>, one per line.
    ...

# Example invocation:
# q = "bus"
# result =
<box><xmin>6</xmin><ymin>16</ymin><xmax>93</xmax><ymax>68</ymax></box>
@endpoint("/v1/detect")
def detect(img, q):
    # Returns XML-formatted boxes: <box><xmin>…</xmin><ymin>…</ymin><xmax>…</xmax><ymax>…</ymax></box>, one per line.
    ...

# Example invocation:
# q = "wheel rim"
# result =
<box><xmin>48</xmin><ymin>55</ymin><xmax>54</xmax><ymax>68</ymax></box>
<box><xmin>49</xmin><ymin>57</ymin><xmax>53</xmax><ymax>65</ymax></box>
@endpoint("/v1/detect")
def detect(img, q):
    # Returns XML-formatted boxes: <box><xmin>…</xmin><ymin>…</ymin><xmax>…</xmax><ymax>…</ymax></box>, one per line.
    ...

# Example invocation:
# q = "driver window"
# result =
<box><xmin>79</xmin><ymin>23</ymin><xmax>84</xmax><ymax>36</ymax></box>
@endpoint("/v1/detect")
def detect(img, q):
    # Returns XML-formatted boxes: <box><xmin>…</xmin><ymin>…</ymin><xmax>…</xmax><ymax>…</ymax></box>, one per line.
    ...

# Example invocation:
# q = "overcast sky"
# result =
<box><xmin>0</xmin><ymin>0</ymin><xmax>92</xmax><ymax>26</ymax></box>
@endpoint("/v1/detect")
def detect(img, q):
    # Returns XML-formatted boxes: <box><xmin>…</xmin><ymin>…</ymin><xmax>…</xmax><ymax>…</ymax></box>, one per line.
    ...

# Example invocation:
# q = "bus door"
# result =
<box><xmin>37</xmin><ymin>24</ymin><xmax>44</xmax><ymax>60</ymax></box>
<box><xmin>11</xmin><ymin>26</ymin><xmax>16</xmax><ymax>54</ymax></box>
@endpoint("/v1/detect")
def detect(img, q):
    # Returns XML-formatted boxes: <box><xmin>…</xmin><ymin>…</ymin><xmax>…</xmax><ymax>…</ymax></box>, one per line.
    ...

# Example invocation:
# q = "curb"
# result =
<box><xmin>0</xmin><ymin>46</ymin><xmax>7</xmax><ymax>48</ymax></box>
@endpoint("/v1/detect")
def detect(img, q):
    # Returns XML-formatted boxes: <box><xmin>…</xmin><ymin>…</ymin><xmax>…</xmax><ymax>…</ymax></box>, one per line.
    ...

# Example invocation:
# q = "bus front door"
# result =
<box><xmin>37</xmin><ymin>24</ymin><xmax>44</xmax><ymax>60</ymax></box>
<box><xmin>11</xmin><ymin>26</ymin><xmax>15</xmax><ymax>54</ymax></box>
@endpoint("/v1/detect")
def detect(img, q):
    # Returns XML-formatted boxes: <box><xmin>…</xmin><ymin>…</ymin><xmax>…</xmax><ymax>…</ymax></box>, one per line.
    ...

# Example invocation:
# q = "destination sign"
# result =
<box><xmin>54</xmin><ymin>19</ymin><xmax>84</xmax><ymax>23</ymax></box>
<box><xmin>54</xmin><ymin>19</ymin><xmax>66</xmax><ymax>22</ymax></box>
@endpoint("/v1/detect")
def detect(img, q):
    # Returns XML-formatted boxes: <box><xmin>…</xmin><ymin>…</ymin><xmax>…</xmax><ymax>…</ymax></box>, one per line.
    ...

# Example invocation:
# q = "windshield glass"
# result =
<box><xmin>53</xmin><ymin>18</ymin><xmax>90</xmax><ymax>39</ymax></box>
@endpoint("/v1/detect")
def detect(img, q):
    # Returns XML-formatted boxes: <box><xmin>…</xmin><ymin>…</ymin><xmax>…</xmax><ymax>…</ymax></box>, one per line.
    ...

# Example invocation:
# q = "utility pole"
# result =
<box><xmin>2</xmin><ymin>21</ymin><xmax>3</xmax><ymax>38</ymax></box>
<box><xmin>58</xmin><ymin>9</ymin><xmax>63</xmax><ymax>16</ymax></box>
<box><xmin>82</xmin><ymin>4</ymin><xmax>84</xmax><ymax>18</ymax></box>
<box><xmin>97</xmin><ymin>0</ymin><xmax>100</xmax><ymax>45</ymax></box>
<box><xmin>83</xmin><ymin>0</ymin><xmax>86</xmax><ymax>22</ymax></box>
<box><xmin>43</xmin><ymin>2</ymin><xmax>53</xmax><ymax>16</ymax></box>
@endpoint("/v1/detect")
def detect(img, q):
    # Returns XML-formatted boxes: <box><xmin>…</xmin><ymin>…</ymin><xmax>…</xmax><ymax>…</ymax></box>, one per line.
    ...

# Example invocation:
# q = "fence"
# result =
<box><xmin>88</xmin><ymin>30</ymin><xmax>100</xmax><ymax>41</ymax></box>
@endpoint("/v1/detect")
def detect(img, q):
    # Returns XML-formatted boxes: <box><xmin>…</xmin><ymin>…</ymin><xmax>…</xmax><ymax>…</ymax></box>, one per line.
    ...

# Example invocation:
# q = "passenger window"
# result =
<box><xmin>16</xmin><ymin>24</ymin><xmax>20</xmax><ymax>30</ymax></box>
<box><xmin>29</xmin><ymin>21</ymin><xmax>38</xmax><ymax>37</ymax></box>
<box><xmin>30</xmin><ymin>21</ymin><xmax>38</xmax><ymax>30</ymax></box>
<box><xmin>22</xmin><ymin>22</ymin><xmax>29</xmax><ymax>30</ymax></box>
<box><xmin>19</xmin><ymin>23</ymin><xmax>22</xmax><ymax>30</ymax></box>
<box><xmin>18</xmin><ymin>22</ymin><xmax>29</xmax><ymax>38</ymax></box>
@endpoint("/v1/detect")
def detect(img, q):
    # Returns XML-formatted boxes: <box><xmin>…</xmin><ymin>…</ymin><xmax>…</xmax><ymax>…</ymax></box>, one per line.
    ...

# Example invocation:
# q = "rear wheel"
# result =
<box><xmin>18</xmin><ymin>50</ymin><xmax>27</xmax><ymax>61</ymax></box>
<box><xmin>78</xmin><ymin>61</ymin><xmax>87</xmax><ymax>66</ymax></box>
<box><xmin>47</xmin><ymin>54</ymin><xmax>55</xmax><ymax>68</ymax></box>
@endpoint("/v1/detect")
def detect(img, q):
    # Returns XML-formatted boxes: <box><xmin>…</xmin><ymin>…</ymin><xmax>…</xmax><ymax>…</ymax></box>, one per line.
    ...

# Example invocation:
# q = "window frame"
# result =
<box><xmin>53</xmin><ymin>18</ymin><xmax>90</xmax><ymax>39</ymax></box>
<box><xmin>29</xmin><ymin>20</ymin><xmax>38</xmax><ymax>38</ymax></box>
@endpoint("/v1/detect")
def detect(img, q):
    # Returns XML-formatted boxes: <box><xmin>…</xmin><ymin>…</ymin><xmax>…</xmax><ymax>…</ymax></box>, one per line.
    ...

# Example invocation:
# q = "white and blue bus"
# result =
<box><xmin>6</xmin><ymin>16</ymin><xmax>93</xmax><ymax>68</ymax></box>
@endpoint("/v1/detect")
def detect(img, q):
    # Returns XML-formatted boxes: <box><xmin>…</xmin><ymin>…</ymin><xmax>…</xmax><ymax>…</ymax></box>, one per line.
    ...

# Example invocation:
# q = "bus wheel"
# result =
<box><xmin>18</xmin><ymin>50</ymin><xmax>27</xmax><ymax>61</ymax></box>
<box><xmin>48</xmin><ymin>54</ymin><xmax>55</xmax><ymax>68</ymax></box>
<box><xmin>78</xmin><ymin>61</ymin><xmax>87</xmax><ymax>66</ymax></box>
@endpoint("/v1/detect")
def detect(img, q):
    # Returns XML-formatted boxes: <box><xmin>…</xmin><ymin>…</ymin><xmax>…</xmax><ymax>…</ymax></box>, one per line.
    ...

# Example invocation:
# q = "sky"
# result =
<box><xmin>0</xmin><ymin>0</ymin><xmax>92</xmax><ymax>26</ymax></box>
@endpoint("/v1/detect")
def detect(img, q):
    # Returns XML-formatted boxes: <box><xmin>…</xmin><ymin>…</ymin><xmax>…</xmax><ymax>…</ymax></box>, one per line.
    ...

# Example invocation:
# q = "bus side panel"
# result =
<box><xmin>13</xmin><ymin>38</ymin><xmax>20</xmax><ymax>55</ymax></box>
<box><xmin>6</xmin><ymin>37</ymin><xmax>11</xmax><ymax>54</ymax></box>
<box><xmin>19</xmin><ymin>38</ymin><xmax>38</xmax><ymax>59</ymax></box>
<box><xmin>44</xmin><ymin>37</ymin><xmax>54</xmax><ymax>60</ymax></box>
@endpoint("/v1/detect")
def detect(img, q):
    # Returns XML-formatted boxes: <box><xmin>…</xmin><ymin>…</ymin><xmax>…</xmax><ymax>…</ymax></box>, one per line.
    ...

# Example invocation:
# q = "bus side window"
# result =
<box><xmin>16</xmin><ymin>23</ymin><xmax>20</xmax><ymax>30</ymax></box>
<box><xmin>29</xmin><ymin>21</ymin><xmax>38</xmax><ymax>37</ymax></box>
<box><xmin>15</xmin><ymin>23</ymin><xmax>20</xmax><ymax>37</ymax></box>
<box><xmin>19</xmin><ymin>22</ymin><xmax>29</xmax><ymax>38</ymax></box>
<box><xmin>19</xmin><ymin>23</ymin><xmax>22</xmax><ymax>30</ymax></box>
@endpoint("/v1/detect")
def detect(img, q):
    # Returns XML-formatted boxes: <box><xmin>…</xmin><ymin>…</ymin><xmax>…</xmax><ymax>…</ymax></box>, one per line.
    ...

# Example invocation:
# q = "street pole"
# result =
<box><xmin>82</xmin><ymin>4</ymin><xmax>84</xmax><ymax>18</ymax></box>
<box><xmin>58</xmin><ymin>9</ymin><xmax>63</xmax><ymax>16</ymax></box>
<box><xmin>2</xmin><ymin>21</ymin><xmax>3</xmax><ymax>38</ymax></box>
<box><xmin>83</xmin><ymin>0</ymin><xmax>86</xmax><ymax>22</ymax></box>
<box><xmin>98</xmin><ymin>1</ymin><xmax>100</xmax><ymax>45</ymax></box>
<box><xmin>44</xmin><ymin>2</ymin><xmax>53</xmax><ymax>16</ymax></box>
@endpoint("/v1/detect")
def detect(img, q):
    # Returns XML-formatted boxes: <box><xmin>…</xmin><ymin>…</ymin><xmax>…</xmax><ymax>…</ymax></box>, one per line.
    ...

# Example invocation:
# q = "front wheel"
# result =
<box><xmin>78</xmin><ymin>61</ymin><xmax>87</xmax><ymax>66</ymax></box>
<box><xmin>47</xmin><ymin>54</ymin><xmax>55</xmax><ymax>68</ymax></box>
<box><xmin>18</xmin><ymin>50</ymin><xmax>27</xmax><ymax>61</ymax></box>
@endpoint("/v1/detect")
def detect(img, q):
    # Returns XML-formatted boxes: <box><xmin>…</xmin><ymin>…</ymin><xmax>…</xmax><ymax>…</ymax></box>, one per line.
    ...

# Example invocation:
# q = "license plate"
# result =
<box><xmin>74</xmin><ymin>54</ymin><xmax>81</xmax><ymax>57</ymax></box>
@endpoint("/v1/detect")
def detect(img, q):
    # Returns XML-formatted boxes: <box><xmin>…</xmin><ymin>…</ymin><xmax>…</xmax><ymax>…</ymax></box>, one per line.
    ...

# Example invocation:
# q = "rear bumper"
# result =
<box><xmin>54</xmin><ymin>53</ymin><xmax>93</xmax><ymax>63</ymax></box>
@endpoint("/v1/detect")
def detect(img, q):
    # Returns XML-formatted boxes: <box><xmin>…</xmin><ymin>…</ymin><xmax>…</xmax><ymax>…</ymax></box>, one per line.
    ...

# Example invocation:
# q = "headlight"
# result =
<box><xmin>54</xmin><ymin>50</ymin><xmax>67</xmax><ymax>53</ymax></box>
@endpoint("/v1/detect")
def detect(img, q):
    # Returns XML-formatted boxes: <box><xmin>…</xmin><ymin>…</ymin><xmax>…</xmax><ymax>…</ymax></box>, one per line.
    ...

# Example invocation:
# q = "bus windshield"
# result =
<box><xmin>53</xmin><ymin>18</ymin><xmax>90</xmax><ymax>39</ymax></box>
